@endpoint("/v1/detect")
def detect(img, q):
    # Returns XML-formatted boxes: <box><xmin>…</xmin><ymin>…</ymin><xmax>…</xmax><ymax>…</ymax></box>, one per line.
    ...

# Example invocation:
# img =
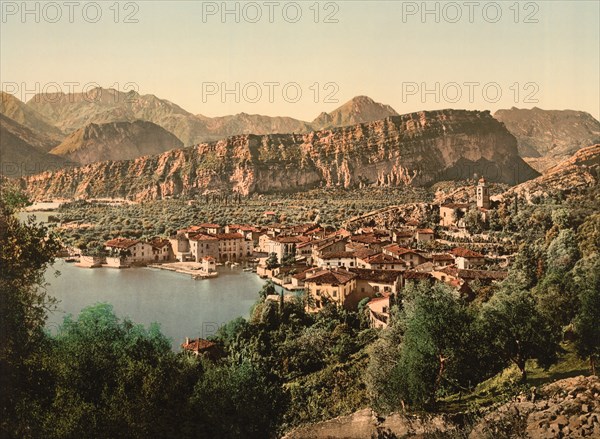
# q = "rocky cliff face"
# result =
<box><xmin>506</xmin><ymin>144</ymin><xmax>600</xmax><ymax>200</ymax></box>
<box><xmin>21</xmin><ymin>109</ymin><xmax>538</xmax><ymax>201</ymax></box>
<box><xmin>50</xmin><ymin>120</ymin><xmax>183</xmax><ymax>164</ymax></box>
<box><xmin>494</xmin><ymin>107</ymin><xmax>600</xmax><ymax>172</ymax></box>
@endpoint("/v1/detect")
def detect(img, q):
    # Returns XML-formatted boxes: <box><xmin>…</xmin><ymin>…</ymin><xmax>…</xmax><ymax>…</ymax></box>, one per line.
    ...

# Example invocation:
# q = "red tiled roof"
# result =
<box><xmin>197</xmin><ymin>223</ymin><xmax>221</xmax><ymax>228</ymax></box>
<box><xmin>216</xmin><ymin>233</ymin><xmax>245</xmax><ymax>240</ymax></box>
<box><xmin>384</xmin><ymin>244</ymin><xmax>420</xmax><ymax>257</ymax></box>
<box><xmin>149</xmin><ymin>238</ymin><xmax>170</xmax><ymax>248</ymax></box>
<box><xmin>417</xmin><ymin>228</ymin><xmax>434</xmax><ymax>234</ymax></box>
<box><xmin>181</xmin><ymin>338</ymin><xmax>216</xmax><ymax>352</ymax></box>
<box><xmin>189</xmin><ymin>233</ymin><xmax>218</xmax><ymax>241</ymax></box>
<box><xmin>321</xmin><ymin>251</ymin><xmax>356</xmax><ymax>259</ymax></box>
<box><xmin>105</xmin><ymin>238</ymin><xmax>140</xmax><ymax>249</ymax></box>
<box><xmin>349</xmin><ymin>268</ymin><xmax>402</xmax><ymax>283</ymax></box>
<box><xmin>362</xmin><ymin>253</ymin><xmax>405</xmax><ymax>265</ymax></box>
<box><xmin>305</xmin><ymin>269</ymin><xmax>357</xmax><ymax>286</ymax></box>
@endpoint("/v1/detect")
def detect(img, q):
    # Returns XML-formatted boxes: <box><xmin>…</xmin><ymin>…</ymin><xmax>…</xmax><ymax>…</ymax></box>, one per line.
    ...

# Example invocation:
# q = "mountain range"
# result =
<box><xmin>1</xmin><ymin>88</ymin><xmax>598</xmax><ymax>185</ymax></box>
<box><xmin>20</xmin><ymin>109</ymin><xmax>538</xmax><ymax>201</ymax></box>
<box><xmin>494</xmin><ymin>107</ymin><xmax>600</xmax><ymax>172</ymax></box>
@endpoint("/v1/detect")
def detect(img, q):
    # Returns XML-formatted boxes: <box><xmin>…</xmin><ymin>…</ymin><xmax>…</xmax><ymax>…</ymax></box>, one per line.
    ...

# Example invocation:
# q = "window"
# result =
<box><xmin>333</xmin><ymin>290</ymin><xmax>337</xmax><ymax>298</ymax></box>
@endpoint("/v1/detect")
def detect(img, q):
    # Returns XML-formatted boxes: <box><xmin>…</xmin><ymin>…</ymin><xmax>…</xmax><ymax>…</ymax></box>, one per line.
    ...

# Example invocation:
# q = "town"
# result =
<box><xmin>66</xmin><ymin>178</ymin><xmax>512</xmax><ymax>333</ymax></box>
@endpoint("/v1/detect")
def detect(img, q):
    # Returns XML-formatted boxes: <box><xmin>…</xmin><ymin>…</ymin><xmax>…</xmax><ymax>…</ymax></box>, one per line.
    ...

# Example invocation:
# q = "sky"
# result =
<box><xmin>1</xmin><ymin>0</ymin><xmax>599</xmax><ymax>120</ymax></box>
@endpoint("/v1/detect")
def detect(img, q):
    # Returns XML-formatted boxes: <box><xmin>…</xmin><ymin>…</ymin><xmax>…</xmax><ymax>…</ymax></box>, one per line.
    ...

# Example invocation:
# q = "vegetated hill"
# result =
<box><xmin>21</xmin><ymin>109</ymin><xmax>538</xmax><ymax>201</ymax></box>
<box><xmin>312</xmin><ymin>95</ymin><xmax>399</xmax><ymax>130</ymax></box>
<box><xmin>0</xmin><ymin>92</ymin><xmax>64</xmax><ymax>146</ymax></box>
<box><xmin>494</xmin><ymin>107</ymin><xmax>600</xmax><ymax>172</ymax></box>
<box><xmin>26</xmin><ymin>88</ymin><xmax>402</xmax><ymax>146</ymax></box>
<box><xmin>505</xmin><ymin>143</ymin><xmax>600</xmax><ymax>200</ymax></box>
<box><xmin>49</xmin><ymin>121</ymin><xmax>184</xmax><ymax>164</ymax></box>
<box><xmin>0</xmin><ymin>114</ymin><xmax>73</xmax><ymax>177</ymax></box>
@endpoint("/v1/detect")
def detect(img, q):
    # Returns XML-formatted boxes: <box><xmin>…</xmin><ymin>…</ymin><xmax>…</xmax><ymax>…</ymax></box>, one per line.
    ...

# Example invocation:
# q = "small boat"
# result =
<box><xmin>64</xmin><ymin>258</ymin><xmax>78</xmax><ymax>263</ymax></box>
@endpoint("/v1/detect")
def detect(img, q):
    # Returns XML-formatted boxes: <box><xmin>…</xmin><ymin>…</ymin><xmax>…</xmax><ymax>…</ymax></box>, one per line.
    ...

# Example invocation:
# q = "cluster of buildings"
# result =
<box><xmin>95</xmin><ymin>178</ymin><xmax>508</xmax><ymax>330</ymax></box>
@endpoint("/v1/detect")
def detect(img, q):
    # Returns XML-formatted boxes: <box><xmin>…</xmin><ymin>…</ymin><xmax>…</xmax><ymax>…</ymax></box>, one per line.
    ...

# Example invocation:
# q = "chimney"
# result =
<box><xmin>185</xmin><ymin>337</ymin><xmax>189</xmax><ymax>345</ymax></box>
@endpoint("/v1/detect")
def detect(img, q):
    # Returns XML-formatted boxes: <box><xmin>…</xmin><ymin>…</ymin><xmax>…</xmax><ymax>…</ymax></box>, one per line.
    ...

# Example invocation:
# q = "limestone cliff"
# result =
<box><xmin>505</xmin><ymin>144</ymin><xmax>600</xmax><ymax>200</ymax></box>
<box><xmin>21</xmin><ymin>110</ymin><xmax>538</xmax><ymax>201</ymax></box>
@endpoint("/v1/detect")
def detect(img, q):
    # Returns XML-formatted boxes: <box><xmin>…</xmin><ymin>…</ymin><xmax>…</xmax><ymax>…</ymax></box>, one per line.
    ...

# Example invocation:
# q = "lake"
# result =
<box><xmin>44</xmin><ymin>260</ymin><xmax>268</xmax><ymax>350</ymax></box>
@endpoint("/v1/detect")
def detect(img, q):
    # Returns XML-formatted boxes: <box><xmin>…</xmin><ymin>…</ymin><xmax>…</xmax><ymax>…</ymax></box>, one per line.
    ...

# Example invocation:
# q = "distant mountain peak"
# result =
<box><xmin>312</xmin><ymin>96</ymin><xmax>398</xmax><ymax>130</ymax></box>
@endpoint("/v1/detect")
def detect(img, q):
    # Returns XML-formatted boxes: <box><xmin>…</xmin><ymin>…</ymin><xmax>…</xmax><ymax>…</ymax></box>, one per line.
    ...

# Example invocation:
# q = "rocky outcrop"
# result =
<box><xmin>50</xmin><ymin>120</ymin><xmax>183</xmax><ymax>164</ymax></box>
<box><xmin>494</xmin><ymin>107</ymin><xmax>600</xmax><ymax>172</ymax></box>
<box><xmin>21</xmin><ymin>110</ymin><xmax>538</xmax><ymax>201</ymax></box>
<box><xmin>470</xmin><ymin>375</ymin><xmax>600</xmax><ymax>439</ymax></box>
<box><xmin>283</xmin><ymin>376</ymin><xmax>599</xmax><ymax>438</ymax></box>
<box><xmin>505</xmin><ymin>144</ymin><xmax>600</xmax><ymax>201</ymax></box>
<box><xmin>0</xmin><ymin>114</ymin><xmax>72</xmax><ymax>178</ymax></box>
<box><xmin>282</xmin><ymin>408</ymin><xmax>457</xmax><ymax>439</ymax></box>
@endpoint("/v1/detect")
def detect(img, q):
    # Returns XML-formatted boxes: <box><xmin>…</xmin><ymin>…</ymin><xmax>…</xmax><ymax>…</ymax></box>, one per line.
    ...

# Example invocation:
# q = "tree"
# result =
<box><xmin>573</xmin><ymin>257</ymin><xmax>600</xmax><ymax>375</ymax></box>
<box><xmin>281</xmin><ymin>253</ymin><xmax>296</xmax><ymax>266</ymax></box>
<box><xmin>259</xmin><ymin>280</ymin><xmax>277</xmax><ymax>300</ymax></box>
<box><xmin>41</xmin><ymin>303</ymin><xmax>192</xmax><ymax>438</ymax></box>
<box><xmin>0</xmin><ymin>184</ymin><xmax>61</xmax><ymax>436</ymax></box>
<box><xmin>265</xmin><ymin>252</ymin><xmax>279</xmax><ymax>269</ymax></box>
<box><xmin>478</xmin><ymin>289</ymin><xmax>561</xmax><ymax>381</ymax></box>
<box><xmin>545</xmin><ymin>229</ymin><xmax>580</xmax><ymax>274</ymax></box>
<box><xmin>368</xmin><ymin>282</ymin><xmax>482</xmax><ymax>410</ymax></box>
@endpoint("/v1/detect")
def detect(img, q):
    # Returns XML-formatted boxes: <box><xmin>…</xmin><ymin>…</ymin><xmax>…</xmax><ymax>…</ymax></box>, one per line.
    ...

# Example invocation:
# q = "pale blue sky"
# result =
<box><xmin>1</xmin><ymin>1</ymin><xmax>598</xmax><ymax>119</ymax></box>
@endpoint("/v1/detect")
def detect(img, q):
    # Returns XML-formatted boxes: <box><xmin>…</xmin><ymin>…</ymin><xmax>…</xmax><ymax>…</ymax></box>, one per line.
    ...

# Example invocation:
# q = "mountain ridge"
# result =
<box><xmin>20</xmin><ymin>109</ymin><xmax>538</xmax><ymax>201</ymax></box>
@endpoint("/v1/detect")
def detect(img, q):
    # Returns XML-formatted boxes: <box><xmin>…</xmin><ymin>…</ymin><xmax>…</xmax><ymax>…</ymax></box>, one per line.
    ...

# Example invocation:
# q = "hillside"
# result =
<box><xmin>0</xmin><ymin>114</ymin><xmax>72</xmax><ymax>177</ymax></box>
<box><xmin>0</xmin><ymin>91</ymin><xmax>64</xmax><ymax>145</ymax></box>
<box><xmin>506</xmin><ymin>143</ymin><xmax>600</xmax><ymax>200</ymax></box>
<box><xmin>49</xmin><ymin>120</ymin><xmax>184</xmax><ymax>164</ymax></box>
<box><xmin>494</xmin><ymin>107</ymin><xmax>600</xmax><ymax>171</ymax></box>
<box><xmin>25</xmin><ymin>88</ymin><xmax>207</xmax><ymax>146</ymax></box>
<box><xmin>21</xmin><ymin>109</ymin><xmax>538</xmax><ymax>201</ymax></box>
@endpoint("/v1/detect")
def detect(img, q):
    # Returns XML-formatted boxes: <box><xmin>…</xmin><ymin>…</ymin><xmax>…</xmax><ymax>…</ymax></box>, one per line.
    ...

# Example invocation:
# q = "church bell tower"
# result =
<box><xmin>476</xmin><ymin>177</ymin><xmax>490</xmax><ymax>209</ymax></box>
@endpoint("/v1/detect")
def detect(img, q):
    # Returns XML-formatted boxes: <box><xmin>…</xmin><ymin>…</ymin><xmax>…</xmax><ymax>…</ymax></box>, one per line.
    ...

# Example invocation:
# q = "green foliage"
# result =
<box><xmin>545</xmin><ymin>229</ymin><xmax>580</xmax><ymax>274</ymax></box>
<box><xmin>265</xmin><ymin>252</ymin><xmax>279</xmax><ymax>269</ymax></box>
<box><xmin>573</xmin><ymin>257</ymin><xmax>600</xmax><ymax>375</ymax></box>
<box><xmin>190</xmin><ymin>361</ymin><xmax>286</xmax><ymax>439</ymax></box>
<box><xmin>478</xmin><ymin>289</ymin><xmax>561</xmax><ymax>381</ymax></box>
<box><xmin>577</xmin><ymin>213</ymin><xmax>600</xmax><ymax>258</ymax></box>
<box><xmin>0</xmin><ymin>186</ymin><xmax>60</xmax><ymax>437</ymax></box>
<box><xmin>377</xmin><ymin>283</ymin><xmax>488</xmax><ymax>409</ymax></box>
